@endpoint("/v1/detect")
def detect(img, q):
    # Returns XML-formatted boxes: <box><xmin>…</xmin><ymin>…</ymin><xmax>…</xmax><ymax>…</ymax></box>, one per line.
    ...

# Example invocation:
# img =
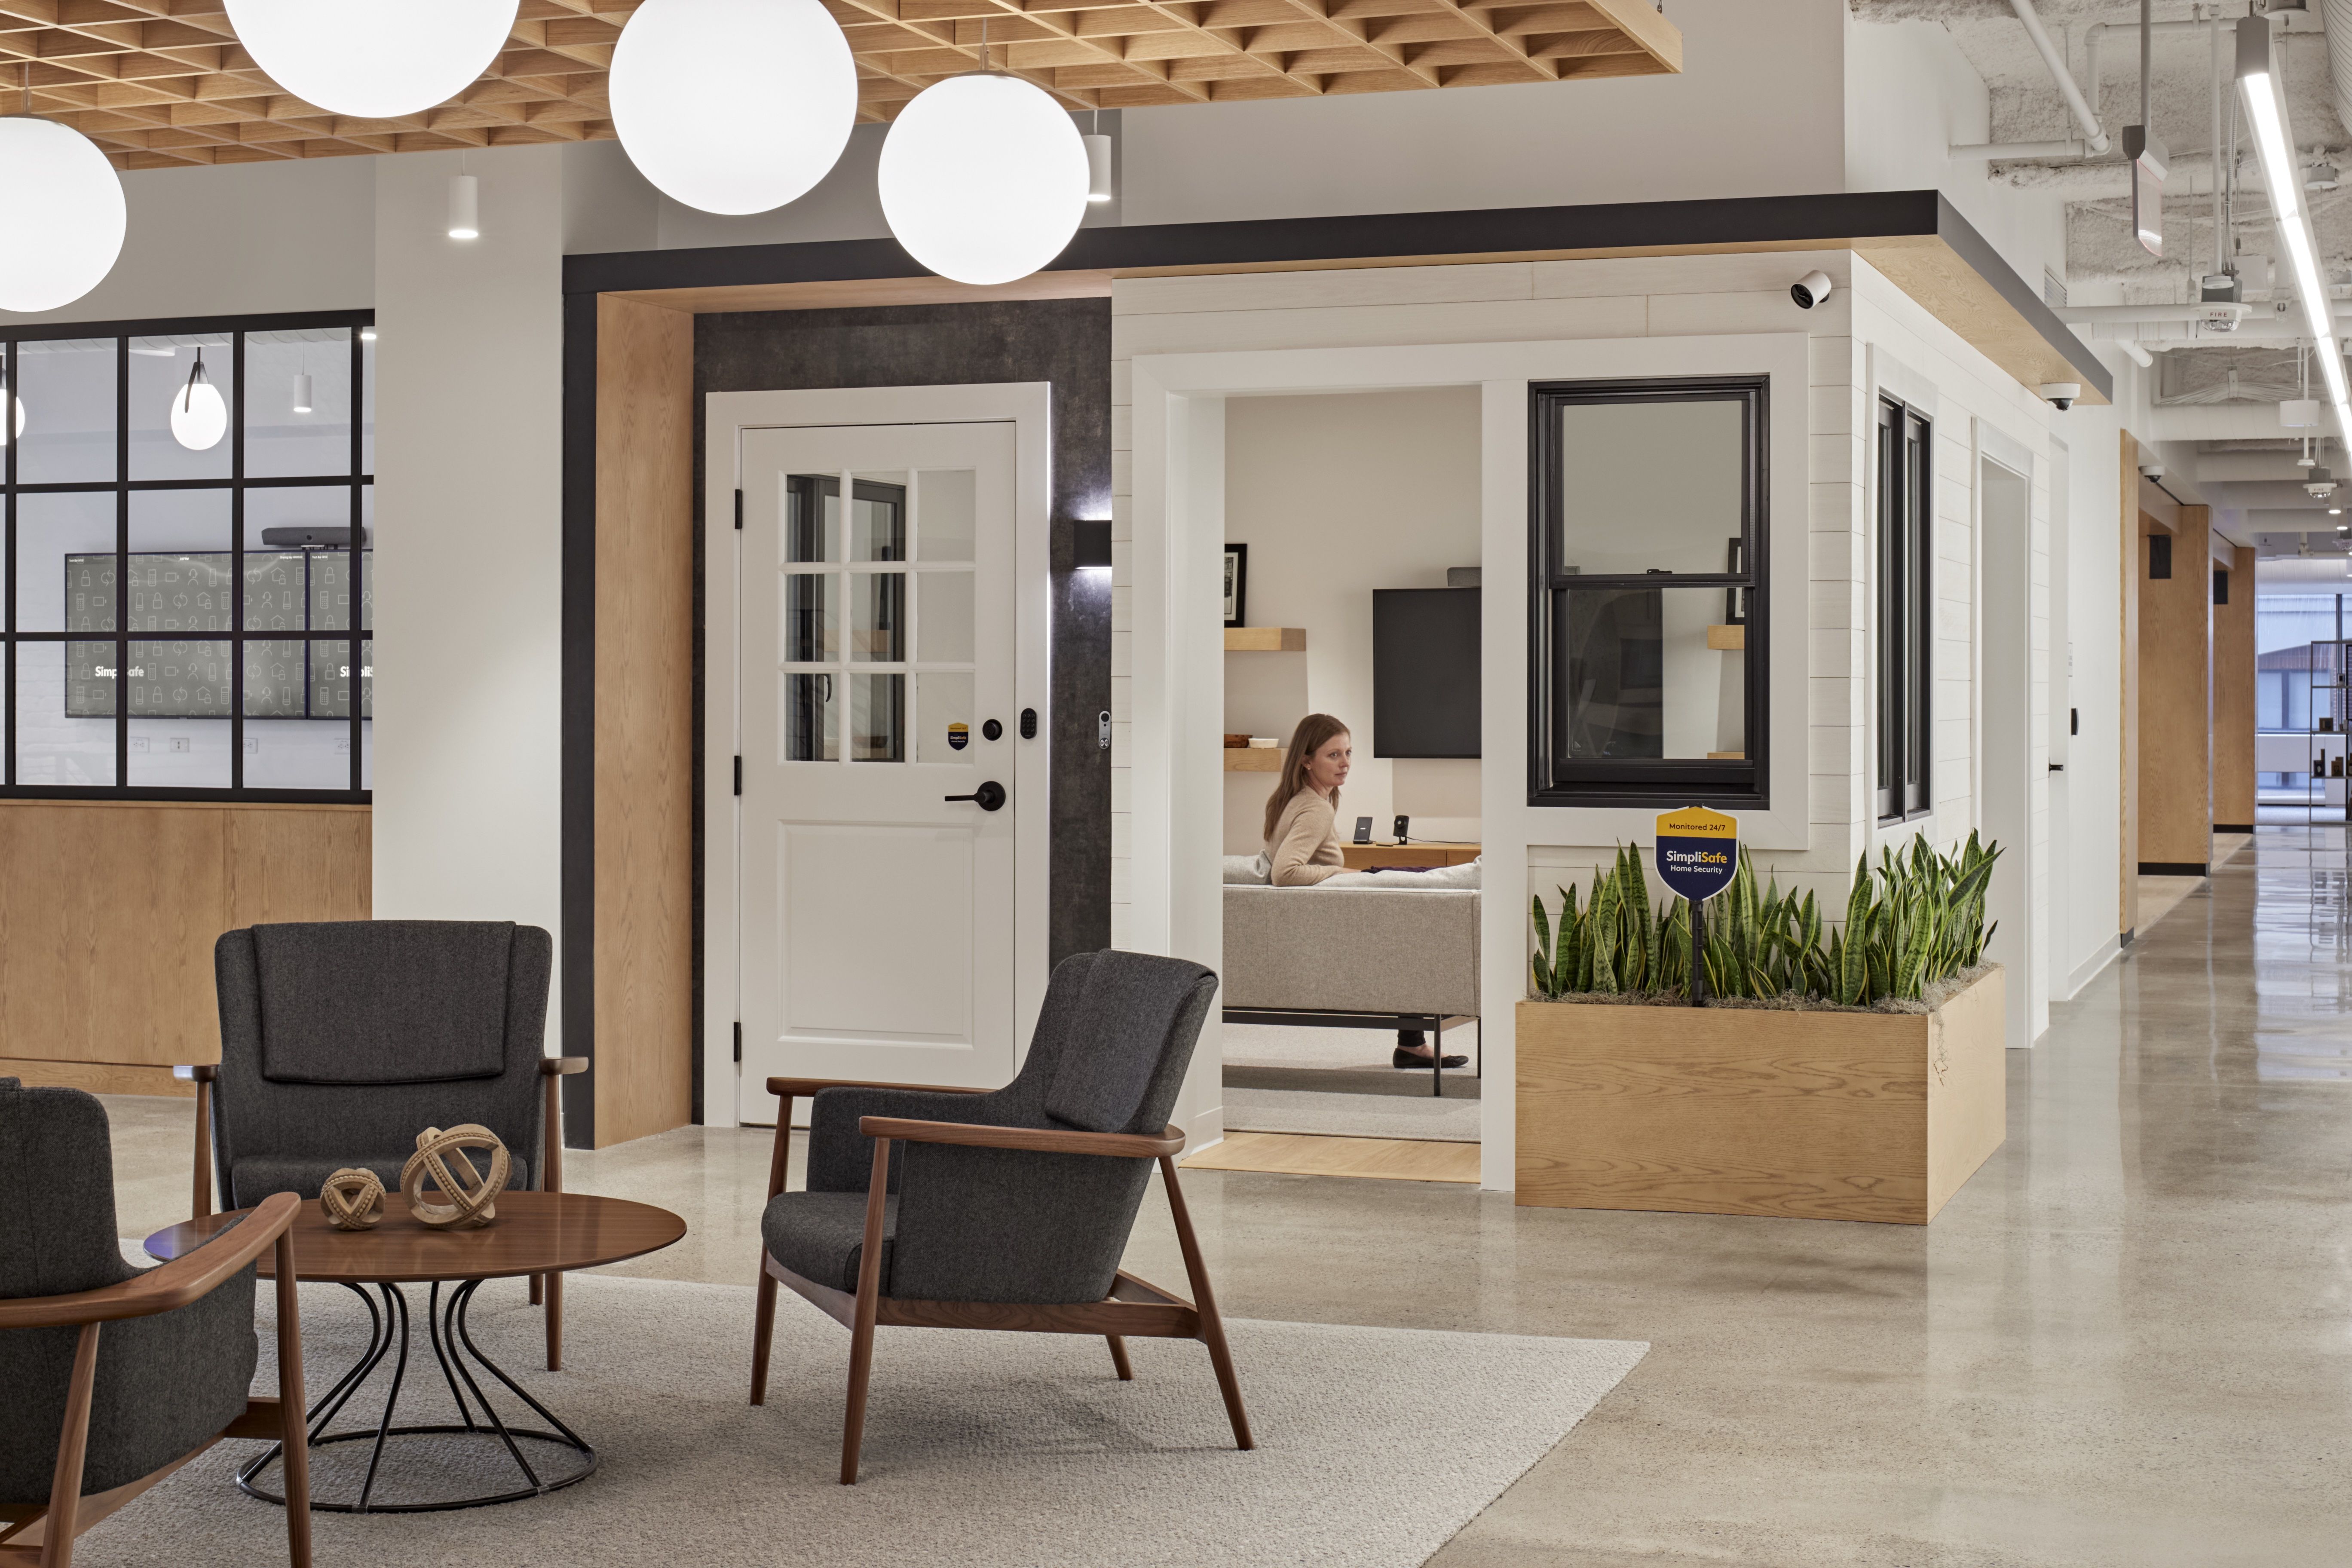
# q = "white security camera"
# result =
<box><xmin>1790</xmin><ymin>270</ymin><xmax>1834</xmax><ymax>309</ymax></box>
<box><xmin>2140</xmin><ymin>461</ymin><xmax>2165</xmax><ymax>482</ymax></box>
<box><xmin>2040</xmin><ymin>382</ymin><xmax>2082</xmax><ymax>411</ymax></box>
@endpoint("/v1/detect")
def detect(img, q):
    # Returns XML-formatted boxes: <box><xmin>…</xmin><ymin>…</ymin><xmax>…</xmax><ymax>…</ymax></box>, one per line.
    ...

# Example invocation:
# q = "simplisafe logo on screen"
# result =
<box><xmin>1653</xmin><ymin>806</ymin><xmax>1738</xmax><ymax>903</ymax></box>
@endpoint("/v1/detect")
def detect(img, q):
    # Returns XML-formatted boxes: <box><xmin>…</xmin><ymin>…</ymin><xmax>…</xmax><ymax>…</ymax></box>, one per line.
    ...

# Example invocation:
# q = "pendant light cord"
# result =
<box><xmin>181</xmin><ymin>346</ymin><xmax>205</xmax><ymax>413</ymax></box>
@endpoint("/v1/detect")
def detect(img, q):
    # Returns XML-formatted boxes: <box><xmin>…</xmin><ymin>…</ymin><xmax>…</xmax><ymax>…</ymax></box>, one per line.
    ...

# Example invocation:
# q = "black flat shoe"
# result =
<box><xmin>1393</xmin><ymin>1047</ymin><xmax>1469</xmax><ymax>1069</ymax></box>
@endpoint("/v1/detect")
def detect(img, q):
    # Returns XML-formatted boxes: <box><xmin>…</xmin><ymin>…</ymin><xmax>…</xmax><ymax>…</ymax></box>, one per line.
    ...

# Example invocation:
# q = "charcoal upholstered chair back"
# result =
<box><xmin>787</xmin><ymin>949</ymin><xmax>1218</xmax><ymax>1305</ymax></box>
<box><xmin>752</xmin><ymin>949</ymin><xmax>1248</xmax><ymax>1484</ymax></box>
<box><xmin>210</xmin><ymin>920</ymin><xmax>554</xmax><ymax>1209</ymax></box>
<box><xmin>0</xmin><ymin>1080</ymin><xmax>258</xmax><ymax>1506</ymax></box>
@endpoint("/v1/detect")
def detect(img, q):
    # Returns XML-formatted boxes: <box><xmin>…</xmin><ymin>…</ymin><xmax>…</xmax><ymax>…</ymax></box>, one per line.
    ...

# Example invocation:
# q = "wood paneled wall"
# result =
<box><xmin>592</xmin><ymin>294</ymin><xmax>697</xmax><ymax>1147</ymax></box>
<box><xmin>0</xmin><ymin>802</ymin><xmax>370</xmax><ymax>1096</ymax></box>
<box><xmin>2137</xmin><ymin>503</ymin><xmax>2214</xmax><ymax>871</ymax></box>
<box><xmin>2213</xmin><ymin>544</ymin><xmax>2257</xmax><ymax>833</ymax></box>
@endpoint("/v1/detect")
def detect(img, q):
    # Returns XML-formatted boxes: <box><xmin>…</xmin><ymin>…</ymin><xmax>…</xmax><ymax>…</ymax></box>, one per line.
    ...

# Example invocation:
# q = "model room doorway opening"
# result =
<box><xmin>704</xmin><ymin>386</ymin><xmax>1054</xmax><ymax>1127</ymax></box>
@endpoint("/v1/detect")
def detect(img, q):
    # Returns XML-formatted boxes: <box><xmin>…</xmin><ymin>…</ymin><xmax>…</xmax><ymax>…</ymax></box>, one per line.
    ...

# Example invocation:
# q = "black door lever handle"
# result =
<box><xmin>944</xmin><ymin>781</ymin><xmax>1007</xmax><ymax>811</ymax></box>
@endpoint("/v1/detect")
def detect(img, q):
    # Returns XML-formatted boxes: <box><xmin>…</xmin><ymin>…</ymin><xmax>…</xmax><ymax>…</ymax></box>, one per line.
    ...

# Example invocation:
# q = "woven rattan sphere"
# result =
<box><xmin>400</xmin><ymin>1124</ymin><xmax>511</xmax><ymax>1230</ymax></box>
<box><xmin>318</xmin><ymin>1167</ymin><xmax>385</xmax><ymax>1231</ymax></box>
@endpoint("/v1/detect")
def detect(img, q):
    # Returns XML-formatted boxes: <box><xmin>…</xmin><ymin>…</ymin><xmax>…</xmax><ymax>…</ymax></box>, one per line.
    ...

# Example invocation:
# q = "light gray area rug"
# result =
<box><xmin>74</xmin><ymin>1271</ymin><xmax>1643</xmax><ymax>1568</ymax></box>
<box><xmin>1224</xmin><ymin>1085</ymin><xmax>1484</xmax><ymax>1142</ymax></box>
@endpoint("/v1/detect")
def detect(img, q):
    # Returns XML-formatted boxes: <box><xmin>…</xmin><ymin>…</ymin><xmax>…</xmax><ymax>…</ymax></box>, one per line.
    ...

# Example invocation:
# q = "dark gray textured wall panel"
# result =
<box><xmin>692</xmin><ymin>299</ymin><xmax>1113</xmax><ymax>974</ymax></box>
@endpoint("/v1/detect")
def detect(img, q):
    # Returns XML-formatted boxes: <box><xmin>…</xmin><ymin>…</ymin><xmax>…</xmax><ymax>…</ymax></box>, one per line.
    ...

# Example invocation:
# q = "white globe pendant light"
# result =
<box><xmin>170</xmin><ymin>349</ymin><xmax>227</xmax><ymax>452</ymax></box>
<box><xmin>879</xmin><ymin>71</ymin><xmax>1090</xmax><ymax>286</ymax></box>
<box><xmin>0</xmin><ymin>116</ymin><xmax>126</xmax><ymax>313</ymax></box>
<box><xmin>224</xmin><ymin>0</ymin><xmax>521</xmax><ymax>119</ymax></box>
<box><xmin>610</xmin><ymin>0</ymin><xmax>856</xmax><ymax>216</ymax></box>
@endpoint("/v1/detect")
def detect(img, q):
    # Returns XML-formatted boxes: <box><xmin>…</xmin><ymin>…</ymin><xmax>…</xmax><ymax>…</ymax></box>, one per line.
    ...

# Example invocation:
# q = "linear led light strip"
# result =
<box><xmin>2239</xmin><ymin>17</ymin><xmax>2352</xmax><ymax>442</ymax></box>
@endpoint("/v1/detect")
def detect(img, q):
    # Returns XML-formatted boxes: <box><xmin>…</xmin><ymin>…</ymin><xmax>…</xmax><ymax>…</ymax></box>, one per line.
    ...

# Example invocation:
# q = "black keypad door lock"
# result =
<box><xmin>945</xmin><ymin>781</ymin><xmax>1007</xmax><ymax>811</ymax></box>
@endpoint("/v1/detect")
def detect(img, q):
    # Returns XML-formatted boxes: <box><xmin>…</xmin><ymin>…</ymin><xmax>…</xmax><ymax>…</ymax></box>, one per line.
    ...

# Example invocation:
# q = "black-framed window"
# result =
<box><xmin>0</xmin><ymin>310</ymin><xmax>372</xmax><ymax>801</ymax></box>
<box><xmin>1875</xmin><ymin>397</ymin><xmax>1931</xmax><ymax>822</ymax></box>
<box><xmin>1529</xmin><ymin>375</ymin><xmax>1767</xmax><ymax>808</ymax></box>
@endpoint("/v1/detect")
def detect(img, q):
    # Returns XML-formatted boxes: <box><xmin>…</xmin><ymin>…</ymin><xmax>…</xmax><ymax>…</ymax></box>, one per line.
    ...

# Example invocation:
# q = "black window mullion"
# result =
<box><xmin>231</xmin><ymin>330</ymin><xmax>245</xmax><ymax>790</ymax></box>
<box><xmin>349</xmin><ymin>325</ymin><xmax>363</xmax><ymax>791</ymax></box>
<box><xmin>4</xmin><ymin>338</ymin><xmax>13</xmax><ymax>789</ymax></box>
<box><xmin>113</xmin><ymin>336</ymin><xmax>128</xmax><ymax>789</ymax></box>
<box><xmin>1906</xmin><ymin>415</ymin><xmax>1932</xmax><ymax>817</ymax></box>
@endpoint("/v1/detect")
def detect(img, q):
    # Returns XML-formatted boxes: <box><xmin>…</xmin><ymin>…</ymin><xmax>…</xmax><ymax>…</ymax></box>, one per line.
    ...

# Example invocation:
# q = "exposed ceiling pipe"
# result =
<box><xmin>2057</xmin><ymin>303</ymin><xmax>2254</xmax><ymax>322</ymax></box>
<box><xmin>2008</xmin><ymin>0</ymin><xmax>2110</xmax><ymax>155</ymax></box>
<box><xmin>2118</xmin><ymin>340</ymin><xmax>2157</xmax><ymax>367</ymax></box>
<box><xmin>1952</xmin><ymin>138</ymin><xmax>2096</xmax><ymax>159</ymax></box>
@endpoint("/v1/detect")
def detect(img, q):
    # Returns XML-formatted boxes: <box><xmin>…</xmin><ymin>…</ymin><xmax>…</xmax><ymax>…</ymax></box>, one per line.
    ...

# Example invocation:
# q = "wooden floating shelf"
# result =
<box><xmin>1225</xmin><ymin>628</ymin><xmax>1306</xmax><ymax>652</ymax></box>
<box><xmin>1223</xmin><ymin>750</ymin><xmax>1284</xmax><ymax>772</ymax></box>
<box><xmin>1706</xmin><ymin>624</ymin><xmax>1746</xmax><ymax>651</ymax></box>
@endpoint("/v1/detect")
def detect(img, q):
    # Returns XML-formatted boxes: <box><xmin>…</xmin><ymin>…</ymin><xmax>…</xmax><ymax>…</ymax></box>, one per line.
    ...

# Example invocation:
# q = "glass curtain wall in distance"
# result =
<box><xmin>2</xmin><ymin>312</ymin><xmax>373</xmax><ymax>799</ymax></box>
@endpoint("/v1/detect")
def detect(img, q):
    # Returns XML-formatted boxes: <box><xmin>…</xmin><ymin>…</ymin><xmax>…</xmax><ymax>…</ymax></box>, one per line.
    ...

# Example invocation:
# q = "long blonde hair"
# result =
<box><xmin>1263</xmin><ymin>714</ymin><xmax>1350</xmax><ymax>843</ymax></box>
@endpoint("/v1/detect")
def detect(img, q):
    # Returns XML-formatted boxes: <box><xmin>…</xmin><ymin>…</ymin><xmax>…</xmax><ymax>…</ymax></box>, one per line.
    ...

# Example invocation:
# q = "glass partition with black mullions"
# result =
<box><xmin>2</xmin><ymin>312</ymin><xmax>373</xmax><ymax>798</ymax></box>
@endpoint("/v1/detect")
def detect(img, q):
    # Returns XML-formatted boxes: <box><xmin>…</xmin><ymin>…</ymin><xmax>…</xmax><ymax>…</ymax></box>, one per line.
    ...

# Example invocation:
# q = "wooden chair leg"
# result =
<box><xmin>529</xmin><ymin>1273</ymin><xmax>543</xmax><ymax>1306</ymax></box>
<box><xmin>273</xmin><ymin>1233</ymin><xmax>312</xmax><ymax>1568</ymax></box>
<box><xmin>544</xmin><ymin>1271</ymin><xmax>563</xmax><ymax>1372</ymax></box>
<box><xmin>190</xmin><ymin>1073</ymin><xmax>212</xmax><ymax>1222</ymax></box>
<box><xmin>40</xmin><ymin>1322</ymin><xmax>101</xmax><ymax>1568</ymax></box>
<box><xmin>750</xmin><ymin>1262</ymin><xmax>780</xmax><ymax>1406</ymax></box>
<box><xmin>1105</xmin><ymin>1335</ymin><xmax>1134</xmax><ymax>1381</ymax></box>
<box><xmin>1159</xmin><ymin>1155</ymin><xmax>1254</xmax><ymax>1451</ymax></box>
<box><xmin>840</xmin><ymin>1136</ymin><xmax>891</xmax><ymax>1486</ymax></box>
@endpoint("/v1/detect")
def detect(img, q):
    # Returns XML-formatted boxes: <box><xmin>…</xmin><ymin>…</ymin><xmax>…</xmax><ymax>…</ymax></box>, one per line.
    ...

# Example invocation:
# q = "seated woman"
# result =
<box><xmin>1262</xmin><ymin>713</ymin><xmax>1467</xmax><ymax>1071</ymax></box>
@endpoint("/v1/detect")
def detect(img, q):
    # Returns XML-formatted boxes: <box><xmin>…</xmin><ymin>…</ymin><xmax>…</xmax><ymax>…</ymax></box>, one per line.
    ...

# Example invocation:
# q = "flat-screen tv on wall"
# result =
<box><xmin>1372</xmin><ymin>587</ymin><xmax>1479</xmax><ymax>758</ymax></box>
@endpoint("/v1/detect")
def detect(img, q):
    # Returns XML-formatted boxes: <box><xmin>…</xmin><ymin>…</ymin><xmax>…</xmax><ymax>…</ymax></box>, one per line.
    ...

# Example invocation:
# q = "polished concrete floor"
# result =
<box><xmin>96</xmin><ymin>827</ymin><xmax>2348</xmax><ymax>1565</ymax></box>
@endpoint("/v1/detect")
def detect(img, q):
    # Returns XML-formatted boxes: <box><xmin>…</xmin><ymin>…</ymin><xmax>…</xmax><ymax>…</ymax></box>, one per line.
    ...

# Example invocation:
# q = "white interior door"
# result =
<box><xmin>735</xmin><ymin>421</ymin><xmax>1021</xmax><ymax>1119</ymax></box>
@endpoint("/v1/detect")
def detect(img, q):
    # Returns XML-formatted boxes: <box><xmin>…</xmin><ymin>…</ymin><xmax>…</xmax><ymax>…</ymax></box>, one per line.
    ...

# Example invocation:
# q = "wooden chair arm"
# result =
<box><xmin>172</xmin><ymin>1064</ymin><xmax>218</xmax><ymax>1083</ymax></box>
<box><xmin>0</xmin><ymin>1191</ymin><xmax>300</xmax><ymax>1330</ymax></box>
<box><xmin>766</xmin><ymin>1076</ymin><xmax>986</xmax><ymax>1100</ymax></box>
<box><xmin>857</xmin><ymin>1117</ymin><xmax>1185</xmax><ymax>1160</ymax></box>
<box><xmin>539</xmin><ymin>1057</ymin><xmax>588</xmax><ymax>1076</ymax></box>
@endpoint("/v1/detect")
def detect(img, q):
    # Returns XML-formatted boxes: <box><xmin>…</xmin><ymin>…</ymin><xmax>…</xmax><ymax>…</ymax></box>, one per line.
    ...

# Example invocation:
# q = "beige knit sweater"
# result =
<box><xmin>1268</xmin><ymin>788</ymin><xmax>1347</xmax><ymax>886</ymax></box>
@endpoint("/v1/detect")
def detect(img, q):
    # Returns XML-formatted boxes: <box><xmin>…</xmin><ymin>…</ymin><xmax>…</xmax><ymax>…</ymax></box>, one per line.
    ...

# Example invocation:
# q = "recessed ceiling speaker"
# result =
<box><xmin>609</xmin><ymin>0</ymin><xmax>857</xmax><ymax>216</ymax></box>
<box><xmin>224</xmin><ymin>0</ymin><xmax>522</xmax><ymax>119</ymax></box>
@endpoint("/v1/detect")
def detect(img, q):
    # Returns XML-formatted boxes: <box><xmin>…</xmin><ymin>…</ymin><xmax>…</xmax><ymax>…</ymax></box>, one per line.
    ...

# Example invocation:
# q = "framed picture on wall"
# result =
<box><xmin>1223</xmin><ymin>544</ymin><xmax>1248</xmax><ymax>628</ymax></box>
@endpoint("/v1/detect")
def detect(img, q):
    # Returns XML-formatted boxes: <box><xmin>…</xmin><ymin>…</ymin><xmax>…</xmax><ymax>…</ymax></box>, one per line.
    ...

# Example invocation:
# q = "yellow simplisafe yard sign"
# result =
<box><xmin>1653</xmin><ymin>806</ymin><xmax>1738</xmax><ymax>903</ymax></box>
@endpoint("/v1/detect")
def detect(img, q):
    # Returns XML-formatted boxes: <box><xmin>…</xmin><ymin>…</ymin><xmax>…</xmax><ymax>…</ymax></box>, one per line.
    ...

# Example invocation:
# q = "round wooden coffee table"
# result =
<box><xmin>146</xmin><ymin>1191</ymin><xmax>684</xmax><ymax>1513</ymax></box>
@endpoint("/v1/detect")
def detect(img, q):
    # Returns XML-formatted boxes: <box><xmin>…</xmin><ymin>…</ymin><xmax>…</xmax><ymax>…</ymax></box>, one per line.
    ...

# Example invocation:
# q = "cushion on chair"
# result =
<box><xmin>761</xmin><ymin>1191</ymin><xmax>897</xmax><ymax>1295</ymax></box>
<box><xmin>1043</xmin><ymin>952</ymin><xmax>1220</xmax><ymax>1133</ymax></box>
<box><xmin>0</xmin><ymin>1081</ymin><xmax>258</xmax><ymax>1505</ymax></box>
<box><xmin>252</xmin><ymin>921</ymin><xmax>515</xmax><ymax>1085</ymax></box>
<box><xmin>230</xmin><ymin>1152</ymin><xmax>531</xmax><ymax>1204</ymax></box>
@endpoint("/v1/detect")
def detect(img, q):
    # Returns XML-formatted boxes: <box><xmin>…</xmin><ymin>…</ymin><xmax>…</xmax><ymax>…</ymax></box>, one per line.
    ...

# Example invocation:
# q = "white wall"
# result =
<box><xmin>368</xmin><ymin>148</ymin><xmax>566</xmax><ymax>1032</ymax></box>
<box><xmin>0</xmin><ymin>157</ymin><xmax>374</xmax><ymax>328</ymax></box>
<box><xmin>1221</xmin><ymin>388</ymin><xmax>1482</xmax><ymax>854</ymax></box>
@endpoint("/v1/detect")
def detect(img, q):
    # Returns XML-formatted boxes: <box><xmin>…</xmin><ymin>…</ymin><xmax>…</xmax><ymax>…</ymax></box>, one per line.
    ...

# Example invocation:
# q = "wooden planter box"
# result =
<box><xmin>1515</xmin><ymin>968</ymin><xmax>2005</xmax><ymax>1225</ymax></box>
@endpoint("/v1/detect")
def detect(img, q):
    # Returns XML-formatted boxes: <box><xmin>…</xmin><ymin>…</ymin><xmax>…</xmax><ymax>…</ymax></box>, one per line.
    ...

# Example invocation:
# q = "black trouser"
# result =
<box><xmin>1397</xmin><ymin>1029</ymin><xmax>1425</xmax><ymax>1052</ymax></box>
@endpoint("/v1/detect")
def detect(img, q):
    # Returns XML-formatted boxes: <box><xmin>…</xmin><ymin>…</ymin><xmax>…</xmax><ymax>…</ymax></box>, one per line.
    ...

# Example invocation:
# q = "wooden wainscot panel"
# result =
<box><xmin>1516</xmin><ymin>969</ymin><xmax>2006</xmax><ymax>1225</ymax></box>
<box><xmin>0</xmin><ymin>802</ymin><xmax>370</xmax><ymax>1096</ymax></box>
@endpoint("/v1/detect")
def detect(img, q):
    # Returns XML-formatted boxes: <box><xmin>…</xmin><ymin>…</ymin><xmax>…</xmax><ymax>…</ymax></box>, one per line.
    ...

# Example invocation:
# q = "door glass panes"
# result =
<box><xmin>851</xmin><ymin>474</ymin><xmax>906</xmax><ymax>560</ymax></box>
<box><xmin>246</xmin><ymin>327</ymin><xmax>354</xmax><ymax>479</ymax></box>
<box><xmin>244</xmin><ymin>639</ymin><xmax>307</xmax><ymax>718</ymax></box>
<box><xmin>784</xmin><ymin>673</ymin><xmax>837</xmax><ymax>761</ymax></box>
<box><xmin>851</xmin><ymin>673</ymin><xmax>903</xmax><ymax>762</ymax></box>
<box><xmin>19</xmin><ymin>643</ymin><xmax>113</xmax><ymax>785</ymax></box>
<box><xmin>785</xmin><ymin>475</ymin><xmax>838</xmax><ymax>562</ymax></box>
<box><xmin>918</xmin><ymin>571</ymin><xmax>973</xmax><ymax>663</ymax></box>
<box><xmin>126</xmin><ymin>640</ymin><xmax>233</xmax><ymax>786</ymax></box>
<box><xmin>783</xmin><ymin>573</ymin><xmax>835</xmax><ymax>662</ymax></box>
<box><xmin>1556</xmin><ymin>588</ymin><xmax>1747</xmax><ymax>761</ymax></box>
<box><xmin>308</xmin><ymin>639</ymin><xmax>369</xmax><ymax>718</ymax></box>
<box><xmin>916</xmin><ymin>672</ymin><xmax>973</xmax><ymax>763</ymax></box>
<box><xmin>128</xmin><ymin>335</ymin><xmax>234</xmax><ymax>482</ymax></box>
<box><xmin>916</xmin><ymin>469</ymin><xmax>974</xmax><ymax>561</ymax></box>
<box><xmin>1553</xmin><ymin>398</ymin><xmax>1744</xmax><ymax>577</ymax></box>
<box><xmin>18</xmin><ymin>490</ymin><xmax>115</xmax><ymax>632</ymax></box>
<box><xmin>851</xmin><ymin>571</ymin><xmax>904</xmax><ymax>661</ymax></box>
<box><xmin>15</xmin><ymin>339</ymin><xmax>115</xmax><ymax>484</ymax></box>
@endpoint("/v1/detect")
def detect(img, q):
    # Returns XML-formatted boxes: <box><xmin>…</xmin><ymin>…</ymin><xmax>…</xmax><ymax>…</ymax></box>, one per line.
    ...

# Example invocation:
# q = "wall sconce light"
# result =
<box><xmin>1073</xmin><ymin>518</ymin><xmax>1112</xmax><ymax>570</ymax></box>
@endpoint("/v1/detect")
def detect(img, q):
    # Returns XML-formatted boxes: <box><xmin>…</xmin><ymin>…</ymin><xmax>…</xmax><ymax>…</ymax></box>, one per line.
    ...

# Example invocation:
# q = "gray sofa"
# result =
<box><xmin>1221</xmin><ymin>882</ymin><xmax>1480</xmax><ymax>1021</ymax></box>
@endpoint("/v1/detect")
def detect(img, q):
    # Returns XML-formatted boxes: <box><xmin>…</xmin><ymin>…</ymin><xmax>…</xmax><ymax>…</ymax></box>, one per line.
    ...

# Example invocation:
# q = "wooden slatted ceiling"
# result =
<box><xmin>0</xmin><ymin>0</ymin><xmax>1678</xmax><ymax>172</ymax></box>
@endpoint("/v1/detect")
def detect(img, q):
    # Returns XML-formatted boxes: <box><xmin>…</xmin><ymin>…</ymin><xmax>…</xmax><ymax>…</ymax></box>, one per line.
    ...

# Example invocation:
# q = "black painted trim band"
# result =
<box><xmin>559</xmin><ymin>291</ymin><xmax>598</xmax><ymax>1150</ymax></box>
<box><xmin>2138</xmin><ymin>861</ymin><xmax>2209</xmax><ymax>877</ymax></box>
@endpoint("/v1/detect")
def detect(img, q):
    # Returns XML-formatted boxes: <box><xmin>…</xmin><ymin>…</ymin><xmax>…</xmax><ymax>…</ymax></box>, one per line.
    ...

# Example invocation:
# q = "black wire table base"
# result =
<box><xmin>238</xmin><ymin>1277</ymin><xmax>597</xmax><ymax>1513</ymax></box>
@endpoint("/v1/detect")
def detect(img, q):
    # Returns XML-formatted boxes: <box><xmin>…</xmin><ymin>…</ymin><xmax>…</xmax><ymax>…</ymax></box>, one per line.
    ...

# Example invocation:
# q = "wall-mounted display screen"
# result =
<box><xmin>1372</xmin><ymin>587</ymin><xmax>1480</xmax><ymax>758</ymax></box>
<box><xmin>64</xmin><ymin>550</ymin><xmax>372</xmax><ymax>720</ymax></box>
